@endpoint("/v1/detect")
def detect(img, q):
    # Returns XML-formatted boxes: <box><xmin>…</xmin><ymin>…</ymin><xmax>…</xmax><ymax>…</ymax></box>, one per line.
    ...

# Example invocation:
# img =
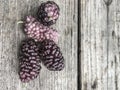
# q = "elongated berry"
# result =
<box><xmin>38</xmin><ymin>40</ymin><xmax>64</xmax><ymax>71</ymax></box>
<box><xmin>24</xmin><ymin>16</ymin><xmax>59</xmax><ymax>43</ymax></box>
<box><xmin>19</xmin><ymin>39</ymin><xmax>41</xmax><ymax>83</ymax></box>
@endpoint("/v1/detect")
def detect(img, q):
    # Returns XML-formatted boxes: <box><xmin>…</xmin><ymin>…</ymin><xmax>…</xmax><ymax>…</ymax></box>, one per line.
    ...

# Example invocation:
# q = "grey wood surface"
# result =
<box><xmin>81</xmin><ymin>0</ymin><xmax>120</xmax><ymax>90</ymax></box>
<box><xmin>0</xmin><ymin>0</ymin><xmax>78</xmax><ymax>90</ymax></box>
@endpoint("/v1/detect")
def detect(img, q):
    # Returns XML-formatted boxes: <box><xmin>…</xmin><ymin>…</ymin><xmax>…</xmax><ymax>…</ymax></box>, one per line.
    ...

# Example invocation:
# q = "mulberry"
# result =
<box><xmin>19</xmin><ymin>39</ymin><xmax>41</xmax><ymax>83</ymax></box>
<box><xmin>37</xmin><ymin>1</ymin><xmax>60</xmax><ymax>26</ymax></box>
<box><xmin>24</xmin><ymin>15</ymin><xmax>59</xmax><ymax>43</ymax></box>
<box><xmin>38</xmin><ymin>40</ymin><xmax>64</xmax><ymax>71</ymax></box>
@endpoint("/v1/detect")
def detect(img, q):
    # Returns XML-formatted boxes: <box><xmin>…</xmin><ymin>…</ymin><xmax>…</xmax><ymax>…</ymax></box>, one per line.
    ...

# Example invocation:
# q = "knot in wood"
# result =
<box><xmin>104</xmin><ymin>0</ymin><xmax>112</xmax><ymax>6</ymax></box>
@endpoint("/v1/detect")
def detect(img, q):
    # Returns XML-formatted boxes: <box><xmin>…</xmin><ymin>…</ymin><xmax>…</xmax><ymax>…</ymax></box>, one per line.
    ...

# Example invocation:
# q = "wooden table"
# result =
<box><xmin>0</xmin><ymin>0</ymin><xmax>120</xmax><ymax>90</ymax></box>
<box><xmin>0</xmin><ymin>0</ymin><xmax>78</xmax><ymax>90</ymax></box>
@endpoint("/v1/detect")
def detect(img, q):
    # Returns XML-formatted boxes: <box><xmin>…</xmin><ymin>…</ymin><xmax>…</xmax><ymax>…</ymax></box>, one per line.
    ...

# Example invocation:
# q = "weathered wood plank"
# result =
<box><xmin>107</xmin><ymin>0</ymin><xmax>120</xmax><ymax>90</ymax></box>
<box><xmin>0</xmin><ymin>0</ymin><xmax>78</xmax><ymax>90</ymax></box>
<box><xmin>81</xmin><ymin>0</ymin><xmax>120</xmax><ymax>90</ymax></box>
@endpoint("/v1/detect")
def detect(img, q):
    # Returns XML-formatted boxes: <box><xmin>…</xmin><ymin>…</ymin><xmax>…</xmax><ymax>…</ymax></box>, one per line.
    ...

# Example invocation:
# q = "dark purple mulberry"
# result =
<box><xmin>19</xmin><ymin>39</ymin><xmax>41</xmax><ymax>83</ymax></box>
<box><xmin>38</xmin><ymin>40</ymin><xmax>64</xmax><ymax>71</ymax></box>
<box><xmin>37</xmin><ymin>1</ymin><xmax>60</xmax><ymax>26</ymax></box>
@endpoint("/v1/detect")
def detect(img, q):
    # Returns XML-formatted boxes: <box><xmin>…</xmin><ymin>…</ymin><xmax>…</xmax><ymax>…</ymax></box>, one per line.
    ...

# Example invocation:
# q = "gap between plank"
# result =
<box><xmin>77</xmin><ymin>0</ymin><xmax>81</xmax><ymax>89</ymax></box>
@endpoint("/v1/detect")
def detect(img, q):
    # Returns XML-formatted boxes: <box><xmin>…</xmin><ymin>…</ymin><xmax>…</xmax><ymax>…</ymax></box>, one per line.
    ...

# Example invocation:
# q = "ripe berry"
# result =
<box><xmin>19</xmin><ymin>39</ymin><xmax>41</xmax><ymax>83</ymax></box>
<box><xmin>38</xmin><ymin>40</ymin><xmax>64</xmax><ymax>71</ymax></box>
<box><xmin>37</xmin><ymin>1</ymin><xmax>60</xmax><ymax>26</ymax></box>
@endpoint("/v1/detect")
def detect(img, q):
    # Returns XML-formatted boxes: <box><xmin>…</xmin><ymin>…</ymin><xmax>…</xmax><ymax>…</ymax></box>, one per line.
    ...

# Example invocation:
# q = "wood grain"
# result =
<box><xmin>81</xmin><ymin>0</ymin><xmax>120</xmax><ymax>90</ymax></box>
<box><xmin>0</xmin><ymin>0</ymin><xmax>78</xmax><ymax>90</ymax></box>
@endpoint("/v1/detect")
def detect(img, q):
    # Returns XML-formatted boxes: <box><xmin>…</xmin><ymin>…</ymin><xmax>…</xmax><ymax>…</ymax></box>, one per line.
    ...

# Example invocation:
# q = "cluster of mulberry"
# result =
<box><xmin>18</xmin><ymin>1</ymin><xmax>64</xmax><ymax>83</ymax></box>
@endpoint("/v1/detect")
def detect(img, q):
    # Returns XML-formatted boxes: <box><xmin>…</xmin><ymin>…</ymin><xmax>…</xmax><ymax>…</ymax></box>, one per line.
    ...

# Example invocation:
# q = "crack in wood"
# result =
<box><xmin>112</xmin><ymin>31</ymin><xmax>115</xmax><ymax>37</ymax></box>
<box><xmin>106</xmin><ymin>5</ymin><xmax>110</xmax><ymax>90</ymax></box>
<box><xmin>103</xmin><ymin>0</ymin><xmax>113</xmax><ymax>90</ymax></box>
<box><xmin>114</xmin><ymin>55</ymin><xmax>118</xmax><ymax>90</ymax></box>
<box><xmin>91</xmin><ymin>79</ymin><xmax>97</xmax><ymax>89</ymax></box>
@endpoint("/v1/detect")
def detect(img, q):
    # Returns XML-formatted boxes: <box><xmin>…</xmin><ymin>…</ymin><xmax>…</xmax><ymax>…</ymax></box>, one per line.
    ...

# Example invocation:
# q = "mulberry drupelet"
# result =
<box><xmin>38</xmin><ymin>39</ymin><xmax>64</xmax><ymax>71</ymax></box>
<box><xmin>19</xmin><ymin>39</ymin><xmax>41</xmax><ymax>83</ymax></box>
<box><xmin>24</xmin><ymin>15</ymin><xmax>59</xmax><ymax>43</ymax></box>
<box><xmin>37</xmin><ymin>1</ymin><xmax>60</xmax><ymax>26</ymax></box>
